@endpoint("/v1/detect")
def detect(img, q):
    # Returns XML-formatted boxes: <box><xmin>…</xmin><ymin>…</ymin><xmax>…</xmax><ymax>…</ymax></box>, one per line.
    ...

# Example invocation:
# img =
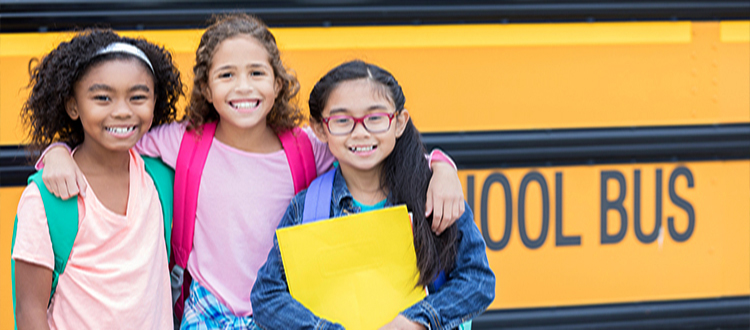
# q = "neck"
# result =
<box><xmin>73</xmin><ymin>142</ymin><xmax>131</xmax><ymax>174</ymax></box>
<box><xmin>340</xmin><ymin>164</ymin><xmax>387</xmax><ymax>205</ymax></box>
<box><xmin>214</xmin><ymin>120</ymin><xmax>281</xmax><ymax>153</ymax></box>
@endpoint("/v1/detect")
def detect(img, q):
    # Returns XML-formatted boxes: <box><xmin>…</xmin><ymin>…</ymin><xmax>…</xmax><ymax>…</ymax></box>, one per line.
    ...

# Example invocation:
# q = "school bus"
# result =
<box><xmin>2</xmin><ymin>1</ymin><xmax>749</xmax><ymax>328</ymax></box>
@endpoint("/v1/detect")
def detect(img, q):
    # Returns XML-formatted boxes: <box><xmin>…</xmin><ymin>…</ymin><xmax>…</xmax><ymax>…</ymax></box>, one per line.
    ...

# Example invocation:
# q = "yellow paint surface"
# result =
<box><xmin>1</xmin><ymin>187</ymin><xmax>24</xmax><ymax>328</ymax></box>
<box><xmin>2</xmin><ymin>21</ymin><xmax>749</xmax><ymax>145</ymax></box>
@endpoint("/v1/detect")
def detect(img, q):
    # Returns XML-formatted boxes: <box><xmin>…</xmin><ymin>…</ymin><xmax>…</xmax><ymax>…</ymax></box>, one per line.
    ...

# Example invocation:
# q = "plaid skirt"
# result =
<box><xmin>180</xmin><ymin>280</ymin><xmax>259</xmax><ymax>330</ymax></box>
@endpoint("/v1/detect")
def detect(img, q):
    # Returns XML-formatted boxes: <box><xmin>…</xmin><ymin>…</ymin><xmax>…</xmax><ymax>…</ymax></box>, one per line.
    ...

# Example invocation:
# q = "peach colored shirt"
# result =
<box><xmin>12</xmin><ymin>150</ymin><xmax>172</xmax><ymax>330</ymax></box>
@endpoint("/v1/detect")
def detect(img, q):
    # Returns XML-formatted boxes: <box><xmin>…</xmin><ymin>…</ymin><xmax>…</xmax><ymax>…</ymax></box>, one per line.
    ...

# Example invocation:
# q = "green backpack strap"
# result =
<box><xmin>142</xmin><ymin>156</ymin><xmax>174</xmax><ymax>259</ymax></box>
<box><xmin>11</xmin><ymin>169</ymin><xmax>79</xmax><ymax>318</ymax></box>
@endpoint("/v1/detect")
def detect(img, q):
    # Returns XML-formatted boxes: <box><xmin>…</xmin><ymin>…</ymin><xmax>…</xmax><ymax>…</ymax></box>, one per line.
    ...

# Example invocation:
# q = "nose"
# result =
<box><xmin>350</xmin><ymin>120</ymin><xmax>370</xmax><ymax>138</ymax></box>
<box><xmin>111</xmin><ymin>99</ymin><xmax>133</xmax><ymax>118</ymax></box>
<box><xmin>235</xmin><ymin>73</ymin><xmax>254</xmax><ymax>93</ymax></box>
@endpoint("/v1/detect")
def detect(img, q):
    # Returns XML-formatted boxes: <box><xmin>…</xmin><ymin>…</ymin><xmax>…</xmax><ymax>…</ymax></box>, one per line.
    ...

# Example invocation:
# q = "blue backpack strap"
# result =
<box><xmin>302</xmin><ymin>168</ymin><xmax>336</xmax><ymax>224</ymax></box>
<box><xmin>142</xmin><ymin>156</ymin><xmax>175</xmax><ymax>259</ymax></box>
<box><xmin>432</xmin><ymin>271</ymin><xmax>447</xmax><ymax>290</ymax></box>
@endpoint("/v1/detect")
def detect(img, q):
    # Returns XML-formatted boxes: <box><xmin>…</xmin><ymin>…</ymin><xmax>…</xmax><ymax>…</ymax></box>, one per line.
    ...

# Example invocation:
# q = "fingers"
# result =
<box><xmin>75</xmin><ymin>168</ymin><xmax>87</xmax><ymax>197</ymax></box>
<box><xmin>430</xmin><ymin>198</ymin><xmax>444</xmax><ymax>233</ymax></box>
<box><xmin>432</xmin><ymin>196</ymin><xmax>466</xmax><ymax>235</ymax></box>
<box><xmin>424</xmin><ymin>186</ymin><xmax>434</xmax><ymax>220</ymax></box>
<box><xmin>41</xmin><ymin>168</ymin><xmax>83</xmax><ymax>200</ymax></box>
<box><xmin>64</xmin><ymin>174</ymin><xmax>81</xmax><ymax>199</ymax></box>
<box><xmin>46</xmin><ymin>176</ymin><xmax>79</xmax><ymax>200</ymax></box>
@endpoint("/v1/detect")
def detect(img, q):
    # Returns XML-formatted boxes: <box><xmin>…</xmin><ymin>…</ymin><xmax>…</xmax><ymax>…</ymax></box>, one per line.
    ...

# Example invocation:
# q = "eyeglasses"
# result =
<box><xmin>321</xmin><ymin>112</ymin><xmax>397</xmax><ymax>135</ymax></box>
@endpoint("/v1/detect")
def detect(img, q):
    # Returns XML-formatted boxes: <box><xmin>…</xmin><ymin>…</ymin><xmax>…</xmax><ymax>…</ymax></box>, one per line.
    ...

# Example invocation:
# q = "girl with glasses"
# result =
<box><xmin>251</xmin><ymin>60</ymin><xmax>495</xmax><ymax>330</ymax></box>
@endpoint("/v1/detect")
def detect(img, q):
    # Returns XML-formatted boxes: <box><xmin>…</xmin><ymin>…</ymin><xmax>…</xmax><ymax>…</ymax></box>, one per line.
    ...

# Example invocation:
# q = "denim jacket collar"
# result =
<box><xmin>330</xmin><ymin>167</ymin><xmax>394</xmax><ymax>216</ymax></box>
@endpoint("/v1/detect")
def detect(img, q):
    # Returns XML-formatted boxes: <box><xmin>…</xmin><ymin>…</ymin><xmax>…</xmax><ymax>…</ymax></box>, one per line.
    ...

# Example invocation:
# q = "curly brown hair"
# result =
<box><xmin>185</xmin><ymin>13</ymin><xmax>304</xmax><ymax>134</ymax></box>
<box><xmin>21</xmin><ymin>28</ymin><xmax>184</xmax><ymax>156</ymax></box>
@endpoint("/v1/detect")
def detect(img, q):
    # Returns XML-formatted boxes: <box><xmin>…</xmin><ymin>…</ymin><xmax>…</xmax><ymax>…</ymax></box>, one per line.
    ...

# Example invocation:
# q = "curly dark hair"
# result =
<box><xmin>185</xmin><ymin>13</ymin><xmax>304</xmax><ymax>134</ymax></box>
<box><xmin>21</xmin><ymin>28</ymin><xmax>184</xmax><ymax>155</ymax></box>
<box><xmin>309</xmin><ymin>60</ymin><xmax>459</xmax><ymax>287</ymax></box>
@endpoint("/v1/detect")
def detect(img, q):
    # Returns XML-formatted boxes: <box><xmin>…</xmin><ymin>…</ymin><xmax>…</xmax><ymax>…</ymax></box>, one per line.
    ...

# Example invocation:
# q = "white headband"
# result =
<box><xmin>94</xmin><ymin>42</ymin><xmax>154</xmax><ymax>73</ymax></box>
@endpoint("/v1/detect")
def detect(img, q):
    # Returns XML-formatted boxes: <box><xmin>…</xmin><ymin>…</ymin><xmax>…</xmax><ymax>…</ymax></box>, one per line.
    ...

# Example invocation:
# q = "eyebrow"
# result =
<box><xmin>129</xmin><ymin>85</ymin><xmax>151</xmax><ymax>93</ymax></box>
<box><xmin>213</xmin><ymin>62</ymin><xmax>270</xmax><ymax>73</ymax></box>
<box><xmin>329</xmin><ymin>104</ymin><xmax>390</xmax><ymax>115</ymax></box>
<box><xmin>87</xmin><ymin>84</ymin><xmax>151</xmax><ymax>93</ymax></box>
<box><xmin>87</xmin><ymin>84</ymin><xmax>114</xmax><ymax>92</ymax></box>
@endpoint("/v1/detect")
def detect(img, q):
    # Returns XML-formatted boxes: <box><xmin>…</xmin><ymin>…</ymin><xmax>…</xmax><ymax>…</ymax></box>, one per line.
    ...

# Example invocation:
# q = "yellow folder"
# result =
<box><xmin>276</xmin><ymin>205</ymin><xmax>426</xmax><ymax>330</ymax></box>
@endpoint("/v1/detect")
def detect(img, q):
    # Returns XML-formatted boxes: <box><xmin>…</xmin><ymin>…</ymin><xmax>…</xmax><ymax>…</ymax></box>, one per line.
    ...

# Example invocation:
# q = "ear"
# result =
<box><xmin>66</xmin><ymin>99</ymin><xmax>79</xmax><ymax>120</ymax></box>
<box><xmin>201</xmin><ymin>83</ymin><xmax>213</xmax><ymax>104</ymax></box>
<box><xmin>394</xmin><ymin>109</ymin><xmax>410</xmax><ymax>138</ymax></box>
<box><xmin>274</xmin><ymin>77</ymin><xmax>282</xmax><ymax>96</ymax></box>
<box><xmin>310</xmin><ymin>118</ymin><xmax>329</xmax><ymax>143</ymax></box>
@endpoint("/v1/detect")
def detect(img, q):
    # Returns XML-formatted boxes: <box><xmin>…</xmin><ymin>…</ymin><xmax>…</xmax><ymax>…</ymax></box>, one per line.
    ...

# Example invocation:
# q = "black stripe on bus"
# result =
<box><xmin>422</xmin><ymin>123</ymin><xmax>750</xmax><ymax>170</ymax></box>
<box><xmin>1</xmin><ymin>1</ymin><xmax>748</xmax><ymax>32</ymax></box>
<box><xmin>1</xmin><ymin>123</ymin><xmax>749</xmax><ymax>187</ymax></box>
<box><xmin>471</xmin><ymin>295</ymin><xmax>750</xmax><ymax>330</ymax></box>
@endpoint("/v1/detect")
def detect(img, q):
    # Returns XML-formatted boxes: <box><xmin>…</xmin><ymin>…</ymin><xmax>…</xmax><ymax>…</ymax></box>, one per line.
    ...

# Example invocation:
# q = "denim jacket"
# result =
<box><xmin>251</xmin><ymin>168</ymin><xmax>495</xmax><ymax>330</ymax></box>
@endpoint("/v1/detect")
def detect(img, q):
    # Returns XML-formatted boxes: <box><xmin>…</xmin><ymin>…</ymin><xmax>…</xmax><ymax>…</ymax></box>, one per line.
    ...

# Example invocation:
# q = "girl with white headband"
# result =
<box><xmin>12</xmin><ymin>29</ymin><xmax>183</xmax><ymax>329</ymax></box>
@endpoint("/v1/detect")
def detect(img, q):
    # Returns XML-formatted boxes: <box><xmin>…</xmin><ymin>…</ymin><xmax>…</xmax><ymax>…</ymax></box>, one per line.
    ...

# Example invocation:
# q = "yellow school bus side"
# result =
<box><xmin>1</xmin><ymin>21</ymin><xmax>748</xmax><ymax>328</ymax></box>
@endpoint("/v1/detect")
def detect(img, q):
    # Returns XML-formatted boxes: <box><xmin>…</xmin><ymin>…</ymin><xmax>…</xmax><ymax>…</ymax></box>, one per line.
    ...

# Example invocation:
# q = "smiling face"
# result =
<box><xmin>313</xmin><ymin>78</ymin><xmax>410</xmax><ymax>177</ymax></box>
<box><xmin>204</xmin><ymin>34</ymin><xmax>280</xmax><ymax>132</ymax></box>
<box><xmin>67</xmin><ymin>58</ymin><xmax>155</xmax><ymax>155</ymax></box>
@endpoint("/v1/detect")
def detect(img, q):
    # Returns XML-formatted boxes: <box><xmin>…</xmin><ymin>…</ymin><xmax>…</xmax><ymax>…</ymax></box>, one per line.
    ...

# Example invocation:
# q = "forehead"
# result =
<box><xmin>325</xmin><ymin>79</ymin><xmax>394</xmax><ymax>113</ymax></box>
<box><xmin>210</xmin><ymin>34</ymin><xmax>271</xmax><ymax>70</ymax></box>
<box><xmin>77</xmin><ymin>58</ymin><xmax>154</xmax><ymax>89</ymax></box>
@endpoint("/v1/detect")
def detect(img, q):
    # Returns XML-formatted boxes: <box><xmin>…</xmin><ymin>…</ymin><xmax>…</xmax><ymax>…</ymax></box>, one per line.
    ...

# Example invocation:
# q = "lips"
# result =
<box><xmin>105</xmin><ymin>126</ymin><xmax>137</xmax><ymax>135</ymax></box>
<box><xmin>349</xmin><ymin>145</ymin><xmax>376</xmax><ymax>152</ymax></box>
<box><xmin>229</xmin><ymin>99</ymin><xmax>260</xmax><ymax>111</ymax></box>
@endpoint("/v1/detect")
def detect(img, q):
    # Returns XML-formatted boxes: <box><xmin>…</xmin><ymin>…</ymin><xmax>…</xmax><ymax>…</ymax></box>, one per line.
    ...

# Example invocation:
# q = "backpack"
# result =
<box><xmin>301</xmin><ymin>168</ymin><xmax>472</xmax><ymax>330</ymax></box>
<box><xmin>11</xmin><ymin>156</ymin><xmax>174</xmax><ymax>329</ymax></box>
<box><xmin>170</xmin><ymin>122</ymin><xmax>317</xmax><ymax>320</ymax></box>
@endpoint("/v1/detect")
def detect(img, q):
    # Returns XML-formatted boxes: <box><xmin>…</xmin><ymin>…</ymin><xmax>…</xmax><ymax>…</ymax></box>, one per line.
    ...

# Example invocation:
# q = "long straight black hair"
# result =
<box><xmin>308</xmin><ymin>60</ymin><xmax>458</xmax><ymax>287</ymax></box>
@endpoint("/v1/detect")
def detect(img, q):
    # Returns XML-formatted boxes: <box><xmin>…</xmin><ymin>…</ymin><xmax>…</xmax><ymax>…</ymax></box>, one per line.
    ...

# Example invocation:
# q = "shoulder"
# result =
<box><xmin>455</xmin><ymin>201</ymin><xmax>477</xmax><ymax>233</ymax></box>
<box><xmin>300</xmin><ymin>125</ymin><xmax>336</xmax><ymax>174</ymax></box>
<box><xmin>291</xmin><ymin>189</ymin><xmax>309</xmax><ymax>219</ymax></box>
<box><xmin>13</xmin><ymin>181</ymin><xmax>56</xmax><ymax>270</ymax></box>
<box><xmin>19</xmin><ymin>181</ymin><xmax>44</xmax><ymax>211</ymax></box>
<box><xmin>144</xmin><ymin>121</ymin><xmax>187</xmax><ymax>140</ymax></box>
<box><xmin>278</xmin><ymin>189</ymin><xmax>309</xmax><ymax>229</ymax></box>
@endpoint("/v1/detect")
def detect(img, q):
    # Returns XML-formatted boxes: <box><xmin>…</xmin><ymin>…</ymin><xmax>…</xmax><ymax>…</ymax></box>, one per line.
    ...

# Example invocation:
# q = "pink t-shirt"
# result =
<box><xmin>12</xmin><ymin>150</ymin><xmax>172</xmax><ymax>330</ymax></box>
<box><xmin>135</xmin><ymin>122</ymin><xmax>334</xmax><ymax>316</ymax></box>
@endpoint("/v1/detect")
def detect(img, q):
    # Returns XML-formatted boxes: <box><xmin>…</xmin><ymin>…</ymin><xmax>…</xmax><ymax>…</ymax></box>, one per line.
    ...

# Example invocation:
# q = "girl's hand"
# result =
<box><xmin>426</xmin><ymin>161</ymin><xmax>465</xmax><ymax>235</ymax></box>
<box><xmin>41</xmin><ymin>146</ymin><xmax>86</xmax><ymax>199</ymax></box>
<box><xmin>378</xmin><ymin>315</ymin><xmax>426</xmax><ymax>330</ymax></box>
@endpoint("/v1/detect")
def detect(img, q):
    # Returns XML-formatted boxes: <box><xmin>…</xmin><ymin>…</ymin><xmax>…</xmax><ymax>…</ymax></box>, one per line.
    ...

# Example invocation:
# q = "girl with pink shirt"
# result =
<box><xmin>39</xmin><ymin>14</ymin><xmax>465</xmax><ymax>329</ymax></box>
<box><xmin>13</xmin><ymin>29</ymin><xmax>183</xmax><ymax>329</ymax></box>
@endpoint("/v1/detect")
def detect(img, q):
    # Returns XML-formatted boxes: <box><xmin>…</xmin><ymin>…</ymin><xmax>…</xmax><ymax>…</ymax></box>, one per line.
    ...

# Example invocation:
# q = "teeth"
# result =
<box><xmin>349</xmin><ymin>146</ymin><xmax>374</xmax><ymax>152</ymax></box>
<box><xmin>107</xmin><ymin>126</ymin><xmax>135</xmax><ymax>134</ymax></box>
<box><xmin>232</xmin><ymin>101</ymin><xmax>259</xmax><ymax>109</ymax></box>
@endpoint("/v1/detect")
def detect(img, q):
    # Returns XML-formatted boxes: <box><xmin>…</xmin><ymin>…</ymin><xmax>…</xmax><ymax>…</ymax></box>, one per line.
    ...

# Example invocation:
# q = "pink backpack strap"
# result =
<box><xmin>278</xmin><ymin>127</ymin><xmax>317</xmax><ymax>194</ymax></box>
<box><xmin>171</xmin><ymin>121</ymin><xmax>216</xmax><ymax>320</ymax></box>
<box><xmin>173</xmin><ymin>121</ymin><xmax>216</xmax><ymax>267</ymax></box>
